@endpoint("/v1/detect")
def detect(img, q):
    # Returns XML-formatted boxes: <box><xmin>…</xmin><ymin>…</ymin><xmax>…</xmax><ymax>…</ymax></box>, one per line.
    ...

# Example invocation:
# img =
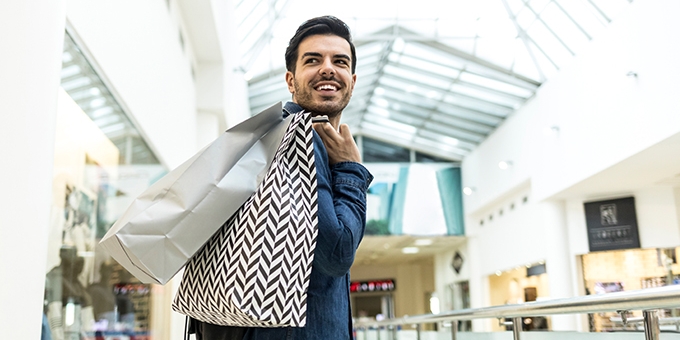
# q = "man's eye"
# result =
<box><xmin>305</xmin><ymin>58</ymin><xmax>318</xmax><ymax>64</ymax></box>
<box><xmin>336</xmin><ymin>60</ymin><xmax>348</xmax><ymax>65</ymax></box>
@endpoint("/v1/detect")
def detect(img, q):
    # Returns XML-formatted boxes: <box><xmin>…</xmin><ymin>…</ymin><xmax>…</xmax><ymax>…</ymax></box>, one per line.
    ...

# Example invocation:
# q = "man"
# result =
<box><xmin>190</xmin><ymin>15</ymin><xmax>373</xmax><ymax>340</ymax></box>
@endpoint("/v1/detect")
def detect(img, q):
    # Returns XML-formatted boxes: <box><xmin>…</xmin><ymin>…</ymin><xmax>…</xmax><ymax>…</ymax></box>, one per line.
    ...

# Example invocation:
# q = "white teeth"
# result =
<box><xmin>317</xmin><ymin>84</ymin><xmax>337</xmax><ymax>91</ymax></box>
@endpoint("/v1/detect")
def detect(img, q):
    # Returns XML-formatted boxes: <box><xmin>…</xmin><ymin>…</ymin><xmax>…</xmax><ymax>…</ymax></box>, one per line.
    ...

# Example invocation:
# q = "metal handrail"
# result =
<box><xmin>353</xmin><ymin>285</ymin><xmax>680</xmax><ymax>340</ymax></box>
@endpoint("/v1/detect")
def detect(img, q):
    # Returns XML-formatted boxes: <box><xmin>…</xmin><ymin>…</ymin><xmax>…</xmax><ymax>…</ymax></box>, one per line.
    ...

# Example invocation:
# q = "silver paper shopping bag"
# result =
<box><xmin>100</xmin><ymin>102</ymin><xmax>292</xmax><ymax>285</ymax></box>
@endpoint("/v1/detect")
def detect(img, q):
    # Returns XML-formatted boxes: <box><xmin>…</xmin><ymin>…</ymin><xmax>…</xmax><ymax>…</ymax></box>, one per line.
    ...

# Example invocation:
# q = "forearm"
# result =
<box><xmin>314</xmin><ymin>161</ymin><xmax>373</xmax><ymax>277</ymax></box>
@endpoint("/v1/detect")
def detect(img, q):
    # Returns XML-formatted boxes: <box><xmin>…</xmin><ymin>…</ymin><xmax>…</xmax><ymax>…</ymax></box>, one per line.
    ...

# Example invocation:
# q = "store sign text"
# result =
<box><xmin>350</xmin><ymin>279</ymin><xmax>396</xmax><ymax>293</ymax></box>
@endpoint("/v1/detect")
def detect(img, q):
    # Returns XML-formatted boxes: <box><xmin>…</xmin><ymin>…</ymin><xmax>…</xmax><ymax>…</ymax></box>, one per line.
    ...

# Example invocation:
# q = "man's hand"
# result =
<box><xmin>313</xmin><ymin>120</ymin><xmax>361</xmax><ymax>165</ymax></box>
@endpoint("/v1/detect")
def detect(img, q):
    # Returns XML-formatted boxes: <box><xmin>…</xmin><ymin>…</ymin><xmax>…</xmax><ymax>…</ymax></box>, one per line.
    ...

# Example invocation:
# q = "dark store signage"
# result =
<box><xmin>584</xmin><ymin>197</ymin><xmax>641</xmax><ymax>252</ymax></box>
<box><xmin>350</xmin><ymin>279</ymin><xmax>396</xmax><ymax>293</ymax></box>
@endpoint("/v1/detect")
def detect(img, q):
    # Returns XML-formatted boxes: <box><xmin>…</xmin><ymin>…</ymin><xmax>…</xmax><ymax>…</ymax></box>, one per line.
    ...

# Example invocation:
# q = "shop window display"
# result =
<box><xmin>581</xmin><ymin>247</ymin><xmax>680</xmax><ymax>332</ymax></box>
<box><xmin>488</xmin><ymin>263</ymin><xmax>550</xmax><ymax>332</ymax></box>
<box><xmin>42</xmin><ymin>32</ymin><xmax>166</xmax><ymax>340</ymax></box>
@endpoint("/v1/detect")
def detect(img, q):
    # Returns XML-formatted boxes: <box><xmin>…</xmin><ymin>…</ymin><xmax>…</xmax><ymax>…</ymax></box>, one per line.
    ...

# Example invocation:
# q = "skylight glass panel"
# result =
<box><xmin>381</xmin><ymin>110</ymin><xmax>426</xmax><ymax>127</ymax></box>
<box><xmin>558</xmin><ymin>0</ymin><xmax>608</xmax><ymax>30</ymax></box>
<box><xmin>416</xmin><ymin>130</ymin><xmax>474</xmax><ymax>151</ymax></box>
<box><xmin>383</xmin><ymin>65</ymin><xmax>451</xmax><ymax>89</ymax></box>
<box><xmin>423</xmin><ymin>121</ymin><xmax>485</xmax><ymax>143</ymax></box>
<box><xmin>527</xmin><ymin>21</ymin><xmax>573</xmax><ymax>66</ymax></box>
<box><xmin>516</xmin><ymin>7</ymin><xmax>538</xmax><ymax>28</ymax></box>
<box><xmin>364</xmin><ymin>115</ymin><xmax>418</xmax><ymax>134</ymax></box>
<box><xmin>541</xmin><ymin>2</ymin><xmax>591</xmax><ymax>52</ymax></box>
<box><xmin>429</xmin><ymin>112</ymin><xmax>495</xmax><ymax>135</ymax></box>
<box><xmin>505</xmin><ymin>0</ymin><xmax>527</xmax><ymax>15</ymax></box>
<box><xmin>458</xmin><ymin>72</ymin><xmax>534</xmax><ymax>98</ymax></box>
<box><xmin>361</xmin><ymin>121</ymin><xmax>415</xmax><ymax>141</ymax></box>
<box><xmin>450</xmin><ymin>84</ymin><xmax>522</xmax><ymax>108</ymax></box>
<box><xmin>402</xmin><ymin>43</ymin><xmax>468</xmax><ymax>69</ymax></box>
<box><xmin>412</xmin><ymin>136</ymin><xmax>469</xmax><ymax>156</ymax></box>
<box><xmin>529</xmin><ymin>0</ymin><xmax>551</xmax><ymax>12</ymax></box>
<box><xmin>442</xmin><ymin>93</ymin><xmax>511</xmax><ymax>118</ymax></box>
<box><xmin>395</xmin><ymin>54</ymin><xmax>463</xmax><ymax>78</ymax></box>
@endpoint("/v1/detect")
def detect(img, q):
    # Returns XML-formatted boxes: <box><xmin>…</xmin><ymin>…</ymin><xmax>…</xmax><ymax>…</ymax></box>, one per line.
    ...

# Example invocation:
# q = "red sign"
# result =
<box><xmin>350</xmin><ymin>279</ymin><xmax>395</xmax><ymax>293</ymax></box>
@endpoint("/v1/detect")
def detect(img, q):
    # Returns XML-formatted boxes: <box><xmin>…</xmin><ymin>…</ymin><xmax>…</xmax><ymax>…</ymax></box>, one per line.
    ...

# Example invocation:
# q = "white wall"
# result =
<box><xmin>0</xmin><ymin>1</ymin><xmax>66</xmax><ymax>337</ymax></box>
<box><xmin>434</xmin><ymin>246</ymin><xmax>470</xmax><ymax>311</ymax></box>
<box><xmin>66</xmin><ymin>0</ymin><xmax>198</xmax><ymax>168</ymax></box>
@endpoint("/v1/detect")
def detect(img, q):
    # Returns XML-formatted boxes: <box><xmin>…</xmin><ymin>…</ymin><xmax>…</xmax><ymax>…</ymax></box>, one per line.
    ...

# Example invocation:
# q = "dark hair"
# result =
<box><xmin>285</xmin><ymin>16</ymin><xmax>357</xmax><ymax>75</ymax></box>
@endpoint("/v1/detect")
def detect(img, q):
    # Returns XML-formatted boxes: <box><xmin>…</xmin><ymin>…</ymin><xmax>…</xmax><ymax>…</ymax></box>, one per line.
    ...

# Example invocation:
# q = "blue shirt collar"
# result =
<box><xmin>283</xmin><ymin>101</ymin><xmax>304</xmax><ymax>117</ymax></box>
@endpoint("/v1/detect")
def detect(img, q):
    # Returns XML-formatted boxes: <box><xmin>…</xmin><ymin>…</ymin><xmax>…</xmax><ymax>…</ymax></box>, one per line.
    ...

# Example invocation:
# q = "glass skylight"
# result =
<box><xmin>238</xmin><ymin>0</ymin><xmax>633</xmax><ymax>161</ymax></box>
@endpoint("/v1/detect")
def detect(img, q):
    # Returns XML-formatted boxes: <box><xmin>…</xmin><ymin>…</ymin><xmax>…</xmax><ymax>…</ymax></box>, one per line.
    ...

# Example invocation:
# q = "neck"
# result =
<box><xmin>327</xmin><ymin>115</ymin><xmax>342</xmax><ymax>130</ymax></box>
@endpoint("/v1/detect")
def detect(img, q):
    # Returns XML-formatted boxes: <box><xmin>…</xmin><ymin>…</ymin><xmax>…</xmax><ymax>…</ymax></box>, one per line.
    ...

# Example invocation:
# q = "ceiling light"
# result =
<box><xmin>495</xmin><ymin>271</ymin><xmax>502</xmax><ymax>276</ymax></box>
<box><xmin>414</xmin><ymin>239</ymin><xmax>433</xmax><ymax>246</ymax></box>
<box><xmin>401</xmin><ymin>247</ymin><xmax>419</xmax><ymax>254</ymax></box>
<box><xmin>463</xmin><ymin>187</ymin><xmax>474</xmax><ymax>196</ymax></box>
<box><xmin>243</xmin><ymin>72</ymin><xmax>253</xmax><ymax>81</ymax></box>
<box><xmin>498</xmin><ymin>161</ymin><xmax>513</xmax><ymax>170</ymax></box>
<box><xmin>406</xmin><ymin>85</ymin><xmax>417</xmax><ymax>93</ymax></box>
<box><xmin>374</xmin><ymin>87</ymin><xmax>385</xmax><ymax>95</ymax></box>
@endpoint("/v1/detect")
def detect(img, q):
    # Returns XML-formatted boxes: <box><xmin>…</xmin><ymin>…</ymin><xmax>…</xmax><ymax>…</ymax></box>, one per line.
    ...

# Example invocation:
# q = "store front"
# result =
<box><xmin>488</xmin><ymin>262</ymin><xmax>550</xmax><ymax>332</ymax></box>
<box><xmin>41</xmin><ymin>31</ymin><xmax>167</xmax><ymax>340</ymax></box>
<box><xmin>350</xmin><ymin>279</ymin><xmax>396</xmax><ymax>322</ymax></box>
<box><xmin>581</xmin><ymin>247</ymin><xmax>680</xmax><ymax>332</ymax></box>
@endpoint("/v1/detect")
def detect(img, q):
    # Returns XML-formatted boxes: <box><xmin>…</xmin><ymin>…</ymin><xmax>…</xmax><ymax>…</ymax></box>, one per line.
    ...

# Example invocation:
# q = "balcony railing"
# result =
<box><xmin>353</xmin><ymin>285</ymin><xmax>680</xmax><ymax>340</ymax></box>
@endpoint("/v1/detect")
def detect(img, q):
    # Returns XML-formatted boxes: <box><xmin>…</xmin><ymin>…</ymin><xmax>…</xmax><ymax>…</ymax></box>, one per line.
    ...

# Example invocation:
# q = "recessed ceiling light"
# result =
<box><xmin>463</xmin><ymin>187</ymin><xmax>474</xmax><ymax>195</ymax></box>
<box><xmin>401</xmin><ymin>247</ymin><xmax>419</xmax><ymax>254</ymax></box>
<box><xmin>498</xmin><ymin>161</ymin><xmax>512</xmax><ymax>170</ymax></box>
<box><xmin>414</xmin><ymin>239</ymin><xmax>433</xmax><ymax>246</ymax></box>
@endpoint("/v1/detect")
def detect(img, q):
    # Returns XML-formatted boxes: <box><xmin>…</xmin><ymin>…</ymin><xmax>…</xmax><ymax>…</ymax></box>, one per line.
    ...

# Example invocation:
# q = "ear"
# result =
<box><xmin>285</xmin><ymin>71</ymin><xmax>295</xmax><ymax>95</ymax></box>
<box><xmin>351</xmin><ymin>74</ymin><xmax>357</xmax><ymax>91</ymax></box>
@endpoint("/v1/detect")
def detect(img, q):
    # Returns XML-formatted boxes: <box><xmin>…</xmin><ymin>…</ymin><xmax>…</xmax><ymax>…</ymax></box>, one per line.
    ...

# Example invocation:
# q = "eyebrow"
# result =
<box><xmin>301</xmin><ymin>52</ymin><xmax>351</xmax><ymax>62</ymax></box>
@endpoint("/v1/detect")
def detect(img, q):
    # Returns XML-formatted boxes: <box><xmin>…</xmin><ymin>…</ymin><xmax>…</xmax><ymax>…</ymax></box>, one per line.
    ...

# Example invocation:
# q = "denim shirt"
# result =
<box><xmin>224</xmin><ymin>102</ymin><xmax>374</xmax><ymax>340</ymax></box>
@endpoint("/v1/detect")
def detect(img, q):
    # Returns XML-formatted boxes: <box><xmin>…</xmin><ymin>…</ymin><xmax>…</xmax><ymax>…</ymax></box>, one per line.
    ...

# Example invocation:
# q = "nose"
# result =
<box><xmin>319</xmin><ymin>58</ymin><xmax>335</xmax><ymax>77</ymax></box>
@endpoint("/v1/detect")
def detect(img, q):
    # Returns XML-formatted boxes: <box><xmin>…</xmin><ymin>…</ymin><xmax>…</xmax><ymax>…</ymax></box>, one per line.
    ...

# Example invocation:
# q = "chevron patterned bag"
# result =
<box><xmin>172</xmin><ymin>110</ymin><xmax>318</xmax><ymax>327</ymax></box>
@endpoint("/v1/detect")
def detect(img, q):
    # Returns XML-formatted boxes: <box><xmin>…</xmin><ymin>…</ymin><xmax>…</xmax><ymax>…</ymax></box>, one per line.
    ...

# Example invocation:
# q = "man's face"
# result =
<box><xmin>286</xmin><ymin>34</ymin><xmax>356</xmax><ymax>117</ymax></box>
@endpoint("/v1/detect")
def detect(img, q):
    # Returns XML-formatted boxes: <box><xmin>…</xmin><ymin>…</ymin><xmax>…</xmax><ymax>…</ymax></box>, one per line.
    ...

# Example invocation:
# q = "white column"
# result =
<box><xmin>467</xmin><ymin>235</ymin><xmax>493</xmax><ymax>332</ymax></box>
<box><xmin>213</xmin><ymin>0</ymin><xmax>251</xmax><ymax>127</ymax></box>
<box><xmin>0</xmin><ymin>0</ymin><xmax>66</xmax><ymax>338</ymax></box>
<box><xmin>541</xmin><ymin>200</ymin><xmax>579</xmax><ymax>330</ymax></box>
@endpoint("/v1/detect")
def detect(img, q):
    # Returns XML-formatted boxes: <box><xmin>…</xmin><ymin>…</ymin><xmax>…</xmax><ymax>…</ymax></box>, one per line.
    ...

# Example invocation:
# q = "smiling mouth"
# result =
<box><xmin>315</xmin><ymin>84</ymin><xmax>338</xmax><ymax>91</ymax></box>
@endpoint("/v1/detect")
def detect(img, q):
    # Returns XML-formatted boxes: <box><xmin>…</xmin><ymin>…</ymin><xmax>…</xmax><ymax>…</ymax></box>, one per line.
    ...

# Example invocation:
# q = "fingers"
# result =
<box><xmin>313</xmin><ymin>120</ymin><xmax>339</xmax><ymax>141</ymax></box>
<box><xmin>338</xmin><ymin>124</ymin><xmax>352</xmax><ymax>139</ymax></box>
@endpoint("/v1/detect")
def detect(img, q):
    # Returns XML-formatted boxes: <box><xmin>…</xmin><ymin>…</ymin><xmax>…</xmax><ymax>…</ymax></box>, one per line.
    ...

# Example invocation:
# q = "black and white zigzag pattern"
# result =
<box><xmin>172</xmin><ymin>111</ymin><xmax>318</xmax><ymax>327</ymax></box>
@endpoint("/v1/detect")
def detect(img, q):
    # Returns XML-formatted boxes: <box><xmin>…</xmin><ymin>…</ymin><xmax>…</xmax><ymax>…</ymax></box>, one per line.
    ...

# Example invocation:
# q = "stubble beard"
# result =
<box><xmin>293</xmin><ymin>78</ymin><xmax>352</xmax><ymax>118</ymax></box>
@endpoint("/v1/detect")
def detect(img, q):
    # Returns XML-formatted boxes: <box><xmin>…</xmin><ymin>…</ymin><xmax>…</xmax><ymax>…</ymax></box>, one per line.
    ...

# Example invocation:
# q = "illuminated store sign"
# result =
<box><xmin>350</xmin><ymin>279</ymin><xmax>395</xmax><ymax>293</ymax></box>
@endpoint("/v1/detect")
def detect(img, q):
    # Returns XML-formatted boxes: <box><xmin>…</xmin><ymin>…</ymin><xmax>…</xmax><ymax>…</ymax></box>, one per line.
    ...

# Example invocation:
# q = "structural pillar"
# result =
<box><xmin>0</xmin><ymin>0</ymin><xmax>66</xmax><ymax>338</ymax></box>
<box><xmin>541</xmin><ymin>200</ymin><xmax>579</xmax><ymax>330</ymax></box>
